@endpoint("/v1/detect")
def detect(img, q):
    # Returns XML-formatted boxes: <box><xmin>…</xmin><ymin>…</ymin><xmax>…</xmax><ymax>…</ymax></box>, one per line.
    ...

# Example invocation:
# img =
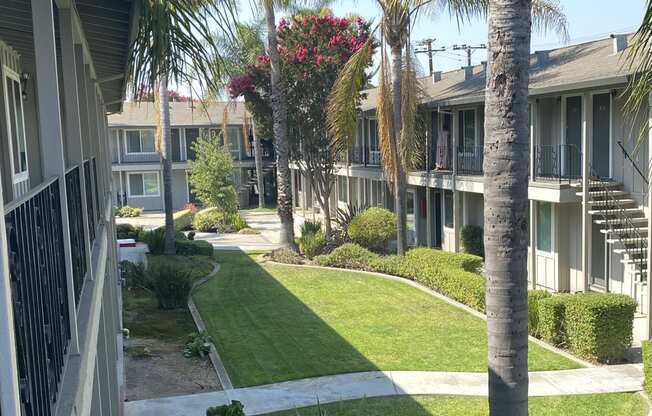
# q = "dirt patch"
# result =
<box><xmin>124</xmin><ymin>337</ymin><xmax>220</xmax><ymax>401</ymax></box>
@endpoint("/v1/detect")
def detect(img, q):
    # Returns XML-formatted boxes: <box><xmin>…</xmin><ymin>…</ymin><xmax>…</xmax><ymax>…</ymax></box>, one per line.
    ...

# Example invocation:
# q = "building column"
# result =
<box><xmin>451</xmin><ymin>110</ymin><xmax>459</xmax><ymax>252</ymax></box>
<box><xmin>32</xmin><ymin>0</ymin><xmax>80</xmax><ymax>351</ymax></box>
<box><xmin>581</xmin><ymin>92</ymin><xmax>592</xmax><ymax>292</ymax></box>
<box><xmin>646</xmin><ymin>91</ymin><xmax>652</xmax><ymax>339</ymax></box>
<box><xmin>426</xmin><ymin>186</ymin><xmax>432</xmax><ymax>247</ymax></box>
<box><xmin>59</xmin><ymin>8</ymin><xmax>94</xmax><ymax>284</ymax></box>
<box><xmin>530</xmin><ymin>100</ymin><xmax>538</xmax><ymax>179</ymax></box>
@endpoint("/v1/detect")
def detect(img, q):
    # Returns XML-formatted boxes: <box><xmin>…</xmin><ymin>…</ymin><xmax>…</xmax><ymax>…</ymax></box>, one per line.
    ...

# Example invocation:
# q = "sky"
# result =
<box><xmin>235</xmin><ymin>0</ymin><xmax>648</xmax><ymax>76</ymax></box>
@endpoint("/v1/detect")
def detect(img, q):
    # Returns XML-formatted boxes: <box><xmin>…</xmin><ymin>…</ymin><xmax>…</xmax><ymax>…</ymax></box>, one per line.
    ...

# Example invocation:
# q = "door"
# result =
<box><xmin>565</xmin><ymin>96</ymin><xmax>582</xmax><ymax>178</ymax></box>
<box><xmin>407</xmin><ymin>189</ymin><xmax>417</xmax><ymax>246</ymax></box>
<box><xmin>434</xmin><ymin>191</ymin><xmax>443</xmax><ymax>248</ymax></box>
<box><xmin>430</xmin><ymin>111</ymin><xmax>439</xmax><ymax>170</ymax></box>
<box><xmin>592</xmin><ymin>93</ymin><xmax>611</xmax><ymax>179</ymax></box>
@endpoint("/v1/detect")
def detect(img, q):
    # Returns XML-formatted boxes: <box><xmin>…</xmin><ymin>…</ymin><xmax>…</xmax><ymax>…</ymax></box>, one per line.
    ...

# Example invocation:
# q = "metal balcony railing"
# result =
<box><xmin>4</xmin><ymin>177</ymin><xmax>71</xmax><ymax>416</ymax></box>
<box><xmin>457</xmin><ymin>145</ymin><xmax>484</xmax><ymax>175</ymax></box>
<box><xmin>533</xmin><ymin>144</ymin><xmax>581</xmax><ymax>183</ymax></box>
<box><xmin>65</xmin><ymin>165</ymin><xmax>87</xmax><ymax>305</ymax></box>
<box><xmin>83</xmin><ymin>160</ymin><xmax>95</xmax><ymax>244</ymax></box>
<box><xmin>92</xmin><ymin>158</ymin><xmax>101</xmax><ymax>222</ymax></box>
<box><xmin>368</xmin><ymin>150</ymin><xmax>381</xmax><ymax>166</ymax></box>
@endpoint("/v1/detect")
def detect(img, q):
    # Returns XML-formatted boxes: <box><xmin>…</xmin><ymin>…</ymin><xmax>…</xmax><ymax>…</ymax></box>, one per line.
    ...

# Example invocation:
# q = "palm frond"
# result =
<box><xmin>419</xmin><ymin>0</ymin><xmax>487</xmax><ymax>25</ymax></box>
<box><xmin>327</xmin><ymin>36</ymin><xmax>375</xmax><ymax>153</ymax></box>
<box><xmin>222</xmin><ymin>104</ymin><xmax>230</xmax><ymax>147</ymax></box>
<box><xmin>400</xmin><ymin>47</ymin><xmax>427</xmax><ymax>170</ymax></box>
<box><xmin>377</xmin><ymin>47</ymin><xmax>398</xmax><ymax>185</ymax></box>
<box><xmin>531</xmin><ymin>0</ymin><xmax>569</xmax><ymax>42</ymax></box>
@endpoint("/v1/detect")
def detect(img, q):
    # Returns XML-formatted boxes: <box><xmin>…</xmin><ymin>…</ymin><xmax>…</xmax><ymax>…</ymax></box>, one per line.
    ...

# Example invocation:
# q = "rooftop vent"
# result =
<box><xmin>535</xmin><ymin>50</ymin><xmax>549</xmax><ymax>66</ymax></box>
<box><xmin>611</xmin><ymin>33</ymin><xmax>628</xmax><ymax>54</ymax></box>
<box><xmin>432</xmin><ymin>71</ymin><xmax>442</xmax><ymax>83</ymax></box>
<box><xmin>463</xmin><ymin>65</ymin><xmax>473</xmax><ymax>81</ymax></box>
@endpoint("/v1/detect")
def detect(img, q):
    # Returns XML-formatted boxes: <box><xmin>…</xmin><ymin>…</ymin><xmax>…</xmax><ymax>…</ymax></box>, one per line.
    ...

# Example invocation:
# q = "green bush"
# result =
<box><xmin>643</xmin><ymin>340</ymin><xmax>652</xmax><ymax>397</ymax></box>
<box><xmin>225</xmin><ymin>212</ymin><xmax>248</xmax><ymax>232</ymax></box>
<box><xmin>115</xmin><ymin>205</ymin><xmax>143</xmax><ymax>218</ymax></box>
<box><xmin>116</xmin><ymin>223</ymin><xmax>142</xmax><ymax>240</ymax></box>
<box><xmin>193</xmin><ymin>208</ymin><xmax>223</xmax><ymax>232</ymax></box>
<box><xmin>563</xmin><ymin>293</ymin><xmax>636</xmax><ymax>363</ymax></box>
<box><xmin>300</xmin><ymin>231</ymin><xmax>326</xmax><ymax>260</ymax></box>
<box><xmin>300</xmin><ymin>220</ymin><xmax>322</xmax><ymax>236</ymax></box>
<box><xmin>538</xmin><ymin>294</ymin><xmax>571</xmax><ymax>346</ymax></box>
<box><xmin>270</xmin><ymin>248</ymin><xmax>303</xmax><ymax>265</ymax></box>
<box><xmin>119</xmin><ymin>261</ymin><xmax>150</xmax><ymax>290</ymax></box>
<box><xmin>184</xmin><ymin>331</ymin><xmax>213</xmax><ymax>359</ymax></box>
<box><xmin>314</xmin><ymin>243</ymin><xmax>379</xmax><ymax>270</ymax></box>
<box><xmin>140</xmin><ymin>228</ymin><xmax>166</xmax><ymax>255</ymax></box>
<box><xmin>461</xmin><ymin>225</ymin><xmax>484</xmax><ymax>257</ymax></box>
<box><xmin>528</xmin><ymin>290</ymin><xmax>552</xmax><ymax>337</ymax></box>
<box><xmin>150</xmin><ymin>263</ymin><xmax>193</xmax><ymax>310</ymax></box>
<box><xmin>368</xmin><ymin>255</ymin><xmax>410</xmax><ymax>277</ymax></box>
<box><xmin>206</xmin><ymin>401</ymin><xmax>245</xmax><ymax>416</ymax></box>
<box><xmin>175</xmin><ymin>239</ymin><xmax>214</xmax><ymax>257</ymax></box>
<box><xmin>174</xmin><ymin>209</ymin><xmax>195</xmax><ymax>231</ymax></box>
<box><xmin>405</xmin><ymin>248</ymin><xmax>483</xmax><ymax>273</ymax></box>
<box><xmin>347</xmin><ymin>208</ymin><xmax>396</xmax><ymax>252</ymax></box>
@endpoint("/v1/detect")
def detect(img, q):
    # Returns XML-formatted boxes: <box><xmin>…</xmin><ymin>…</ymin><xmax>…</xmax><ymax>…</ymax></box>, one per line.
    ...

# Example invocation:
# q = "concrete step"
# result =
<box><xmin>600</xmin><ymin>226</ymin><xmax>648</xmax><ymax>234</ymax></box>
<box><xmin>595</xmin><ymin>217</ymin><xmax>648</xmax><ymax>225</ymax></box>
<box><xmin>587</xmin><ymin>199</ymin><xmax>636</xmax><ymax>207</ymax></box>
<box><xmin>572</xmin><ymin>180</ymin><xmax>622</xmax><ymax>190</ymax></box>
<box><xmin>607</xmin><ymin>236</ymin><xmax>647</xmax><ymax>244</ymax></box>
<box><xmin>614</xmin><ymin>246</ymin><xmax>648</xmax><ymax>254</ymax></box>
<box><xmin>577</xmin><ymin>190</ymin><xmax>628</xmax><ymax>197</ymax></box>
<box><xmin>588</xmin><ymin>208</ymin><xmax>644</xmax><ymax>216</ymax></box>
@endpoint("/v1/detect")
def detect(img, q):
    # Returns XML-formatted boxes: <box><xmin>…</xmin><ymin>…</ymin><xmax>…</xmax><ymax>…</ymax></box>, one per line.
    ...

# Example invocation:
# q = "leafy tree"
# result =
<box><xmin>188</xmin><ymin>134</ymin><xmax>238</xmax><ymax>214</ymax></box>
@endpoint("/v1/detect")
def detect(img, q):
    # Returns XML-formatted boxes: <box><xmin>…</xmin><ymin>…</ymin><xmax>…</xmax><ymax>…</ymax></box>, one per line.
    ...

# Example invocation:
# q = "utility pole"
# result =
<box><xmin>415</xmin><ymin>38</ymin><xmax>446</xmax><ymax>76</ymax></box>
<box><xmin>452</xmin><ymin>44</ymin><xmax>487</xmax><ymax>66</ymax></box>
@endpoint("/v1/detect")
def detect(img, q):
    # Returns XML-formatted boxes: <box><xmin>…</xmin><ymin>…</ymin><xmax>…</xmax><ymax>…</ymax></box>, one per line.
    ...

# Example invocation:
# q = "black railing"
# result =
<box><xmin>368</xmin><ymin>149</ymin><xmax>381</xmax><ymax>166</ymax></box>
<box><xmin>65</xmin><ymin>166</ymin><xmax>87</xmax><ymax>305</ymax></box>
<box><xmin>432</xmin><ymin>143</ymin><xmax>452</xmax><ymax>171</ymax></box>
<box><xmin>533</xmin><ymin>144</ymin><xmax>581</xmax><ymax>183</ymax></box>
<box><xmin>91</xmin><ymin>158</ymin><xmax>101</xmax><ymax>222</ymax></box>
<box><xmin>457</xmin><ymin>145</ymin><xmax>484</xmax><ymax>175</ymax></box>
<box><xmin>617</xmin><ymin>140</ymin><xmax>649</xmax><ymax>197</ymax></box>
<box><xmin>5</xmin><ymin>178</ymin><xmax>71</xmax><ymax>416</ymax></box>
<box><xmin>83</xmin><ymin>160</ymin><xmax>95</xmax><ymax>244</ymax></box>
<box><xmin>351</xmin><ymin>146</ymin><xmax>364</xmax><ymax>164</ymax></box>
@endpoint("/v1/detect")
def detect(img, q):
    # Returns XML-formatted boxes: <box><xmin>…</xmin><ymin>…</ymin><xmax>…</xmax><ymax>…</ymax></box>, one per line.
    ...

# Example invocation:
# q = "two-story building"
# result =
<box><xmin>108</xmin><ymin>101</ymin><xmax>277</xmax><ymax>211</ymax></box>
<box><xmin>292</xmin><ymin>33</ymin><xmax>652</xmax><ymax>342</ymax></box>
<box><xmin>0</xmin><ymin>1</ymin><xmax>137</xmax><ymax>415</ymax></box>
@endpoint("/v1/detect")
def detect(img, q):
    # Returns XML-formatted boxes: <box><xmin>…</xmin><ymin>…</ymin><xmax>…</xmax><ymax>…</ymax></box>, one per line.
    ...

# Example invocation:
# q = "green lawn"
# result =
<box><xmin>193</xmin><ymin>251</ymin><xmax>580</xmax><ymax>388</ymax></box>
<box><xmin>265</xmin><ymin>394</ymin><xmax>648</xmax><ymax>416</ymax></box>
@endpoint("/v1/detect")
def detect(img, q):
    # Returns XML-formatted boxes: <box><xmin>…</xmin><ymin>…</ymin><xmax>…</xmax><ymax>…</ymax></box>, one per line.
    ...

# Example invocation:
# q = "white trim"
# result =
<box><xmin>2</xmin><ymin>65</ymin><xmax>29</xmax><ymax>185</ymax></box>
<box><xmin>126</xmin><ymin>171</ymin><xmax>161</xmax><ymax>198</ymax></box>
<box><xmin>123</xmin><ymin>128</ymin><xmax>157</xmax><ymax>155</ymax></box>
<box><xmin>185</xmin><ymin>169</ymin><xmax>191</xmax><ymax>204</ymax></box>
<box><xmin>407</xmin><ymin>188</ymin><xmax>418</xmax><ymax>246</ymax></box>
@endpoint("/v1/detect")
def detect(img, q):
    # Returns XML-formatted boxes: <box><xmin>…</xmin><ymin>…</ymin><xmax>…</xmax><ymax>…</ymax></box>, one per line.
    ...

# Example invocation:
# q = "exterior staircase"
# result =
<box><xmin>573</xmin><ymin>179</ymin><xmax>649</xmax><ymax>284</ymax></box>
<box><xmin>241</xmin><ymin>165</ymin><xmax>275</xmax><ymax>192</ymax></box>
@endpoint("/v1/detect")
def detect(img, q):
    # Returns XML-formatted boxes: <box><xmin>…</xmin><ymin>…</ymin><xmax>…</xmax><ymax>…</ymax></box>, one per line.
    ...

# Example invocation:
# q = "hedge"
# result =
<box><xmin>405</xmin><ymin>248</ymin><xmax>483</xmax><ymax>273</ymax></box>
<box><xmin>314</xmin><ymin>243</ymin><xmax>379</xmax><ymax>270</ymax></box>
<box><xmin>174</xmin><ymin>209</ymin><xmax>195</xmax><ymax>231</ymax></box>
<box><xmin>528</xmin><ymin>290</ymin><xmax>552</xmax><ymax>338</ymax></box>
<box><xmin>348</xmin><ymin>208</ymin><xmax>396</xmax><ymax>252</ymax></box>
<box><xmin>175</xmin><ymin>239</ymin><xmax>214</xmax><ymax>257</ymax></box>
<box><xmin>643</xmin><ymin>340</ymin><xmax>652</xmax><ymax>397</ymax></box>
<box><xmin>539</xmin><ymin>293</ymin><xmax>636</xmax><ymax>363</ymax></box>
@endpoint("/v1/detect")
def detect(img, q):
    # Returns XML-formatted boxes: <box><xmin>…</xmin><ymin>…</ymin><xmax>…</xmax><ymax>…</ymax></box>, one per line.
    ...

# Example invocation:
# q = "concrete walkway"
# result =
<box><xmin>124</xmin><ymin>364</ymin><xmax>644</xmax><ymax>416</ymax></box>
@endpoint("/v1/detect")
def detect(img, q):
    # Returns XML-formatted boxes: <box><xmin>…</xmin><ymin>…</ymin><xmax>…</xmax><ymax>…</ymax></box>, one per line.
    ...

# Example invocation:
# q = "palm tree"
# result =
<box><xmin>128</xmin><ymin>0</ymin><xmax>236</xmax><ymax>254</ymax></box>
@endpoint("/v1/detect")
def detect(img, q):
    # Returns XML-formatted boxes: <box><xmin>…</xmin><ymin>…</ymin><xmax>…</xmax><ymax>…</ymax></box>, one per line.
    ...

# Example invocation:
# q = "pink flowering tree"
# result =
<box><xmin>229</xmin><ymin>13</ymin><xmax>372</xmax><ymax>236</ymax></box>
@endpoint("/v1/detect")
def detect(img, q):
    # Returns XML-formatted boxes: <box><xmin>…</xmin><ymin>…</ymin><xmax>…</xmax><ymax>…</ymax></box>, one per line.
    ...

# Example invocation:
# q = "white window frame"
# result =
<box><xmin>127</xmin><ymin>171</ymin><xmax>161</xmax><ymax>198</ymax></box>
<box><xmin>406</xmin><ymin>189</ymin><xmax>418</xmax><ymax>246</ymax></box>
<box><xmin>535</xmin><ymin>201</ymin><xmax>554</xmax><ymax>255</ymax></box>
<box><xmin>124</xmin><ymin>129</ymin><xmax>157</xmax><ymax>155</ymax></box>
<box><xmin>457</xmin><ymin>107</ymin><xmax>478</xmax><ymax>155</ymax></box>
<box><xmin>3</xmin><ymin>66</ymin><xmax>29</xmax><ymax>184</ymax></box>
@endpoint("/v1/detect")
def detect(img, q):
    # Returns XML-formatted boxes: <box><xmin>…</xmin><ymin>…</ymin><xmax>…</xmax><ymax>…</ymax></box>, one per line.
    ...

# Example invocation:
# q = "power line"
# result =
<box><xmin>451</xmin><ymin>44</ymin><xmax>487</xmax><ymax>66</ymax></box>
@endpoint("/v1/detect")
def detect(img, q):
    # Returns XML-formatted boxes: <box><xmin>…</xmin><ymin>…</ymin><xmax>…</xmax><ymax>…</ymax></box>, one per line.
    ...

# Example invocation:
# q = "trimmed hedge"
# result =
<box><xmin>643</xmin><ymin>340</ymin><xmax>652</xmax><ymax>397</ymax></box>
<box><xmin>460</xmin><ymin>225</ymin><xmax>484</xmax><ymax>257</ymax></box>
<box><xmin>405</xmin><ymin>248</ymin><xmax>483</xmax><ymax>273</ymax></box>
<box><xmin>539</xmin><ymin>293</ymin><xmax>636</xmax><ymax>363</ymax></box>
<box><xmin>193</xmin><ymin>208</ymin><xmax>223</xmax><ymax>232</ymax></box>
<box><xmin>174</xmin><ymin>209</ymin><xmax>195</xmax><ymax>231</ymax></box>
<box><xmin>528</xmin><ymin>290</ymin><xmax>552</xmax><ymax>337</ymax></box>
<box><xmin>315</xmin><ymin>243</ymin><xmax>379</xmax><ymax>270</ymax></box>
<box><xmin>175</xmin><ymin>239</ymin><xmax>214</xmax><ymax>257</ymax></box>
<box><xmin>348</xmin><ymin>207</ymin><xmax>396</xmax><ymax>252</ymax></box>
<box><xmin>115</xmin><ymin>205</ymin><xmax>143</xmax><ymax>218</ymax></box>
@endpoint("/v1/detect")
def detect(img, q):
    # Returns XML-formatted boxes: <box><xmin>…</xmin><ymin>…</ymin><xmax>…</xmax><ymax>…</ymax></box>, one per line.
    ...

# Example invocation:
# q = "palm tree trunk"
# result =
<box><xmin>391</xmin><ymin>44</ymin><xmax>407</xmax><ymax>255</ymax></box>
<box><xmin>265</xmin><ymin>2</ymin><xmax>296</xmax><ymax>248</ymax></box>
<box><xmin>252</xmin><ymin>118</ymin><xmax>265</xmax><ymax>208</ymax></box>
<box><xmin>159</xmin><ymin>75</ymin><xmax>175</xmax><ymax>255</ymax></box>
<box><xmin>484</xmin><ymin>1</ymin><xmax>532</xmax><ymax>414</ymax></box>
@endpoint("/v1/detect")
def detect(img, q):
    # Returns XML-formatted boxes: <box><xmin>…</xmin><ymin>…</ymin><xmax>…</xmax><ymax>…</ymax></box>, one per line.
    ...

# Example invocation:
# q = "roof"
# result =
<box><xmin>360</xmin><ymin>34</ymin><xmax>638</xmax><ymax>111</ymax></box>
<box><xmin>108</xmin><ymin>101</ymin><xmax>247</xmax><ymax>127</ymax></box>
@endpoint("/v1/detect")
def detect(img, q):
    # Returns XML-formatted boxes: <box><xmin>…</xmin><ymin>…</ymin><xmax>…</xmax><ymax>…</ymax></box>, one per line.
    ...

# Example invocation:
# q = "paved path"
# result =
<box><xmin>125</xmin><ymin>364</ymin><xmax>644</xmax><ymax>416</ymax></box>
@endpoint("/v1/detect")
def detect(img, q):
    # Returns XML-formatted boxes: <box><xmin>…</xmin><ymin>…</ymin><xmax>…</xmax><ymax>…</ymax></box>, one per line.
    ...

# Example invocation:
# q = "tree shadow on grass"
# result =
<box><xmin>192</xmin><ymin>249</ymin><xmax>430</xmax><ymax>413</ymax></box>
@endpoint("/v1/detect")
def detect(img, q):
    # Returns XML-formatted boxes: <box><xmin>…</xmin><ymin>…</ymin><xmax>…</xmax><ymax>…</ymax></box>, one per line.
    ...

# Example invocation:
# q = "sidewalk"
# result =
<box><xmin>125</xmin><ymin>364</ymin><xmax>644</xmax><ymax>416</ymax></box>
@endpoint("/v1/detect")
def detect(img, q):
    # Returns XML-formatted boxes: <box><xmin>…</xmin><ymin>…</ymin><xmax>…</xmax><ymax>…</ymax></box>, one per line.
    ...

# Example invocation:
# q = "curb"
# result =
<box><xmin>262</xmin><ymin>258</ymin><xmax>595</xmax><ymax>369</ymax></box>
<box><xmin>187</xmin><ymin>262</ymin><xmax>234</xmax><ymax>390</ymax></box>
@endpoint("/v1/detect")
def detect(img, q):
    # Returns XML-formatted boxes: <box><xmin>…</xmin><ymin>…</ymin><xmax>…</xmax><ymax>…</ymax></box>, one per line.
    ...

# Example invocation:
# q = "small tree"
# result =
<box><xmin>188</xmin><ymin>134</ymin><xmax>238</xmax><ymax>214</ymax></box>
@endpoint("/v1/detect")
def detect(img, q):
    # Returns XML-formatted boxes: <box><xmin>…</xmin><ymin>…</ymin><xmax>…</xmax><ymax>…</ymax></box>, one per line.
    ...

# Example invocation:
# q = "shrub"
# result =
<box><xmin>175</xmin><ymin>239</ymin><xmax>213</xmax><ymax>257</ymax></box>
<box><xmin>300</xmin><ymin>220</ymin><xmax>322</xmax><ymax>237</ymax></box>
<box><xmin>334</xmin><ymin>203</ymin><xmax>366</xmax><ymax>233</ymax></box>
<box><xmin>140</xmin><ymin>228</ymin><xmax>166</xmax><ymax>255</ymax></box>
<box><xmin>269</xmin><ymin>248</ymin><xmax>303</xmax><ymax>265</ymax></box>
<box><xmin>347</xmin><ymin>208</ymin><xmax>396</xmax><ymax>252</ymax></box>
<box><xmin>150</xmin><ymin>263</ymin><xmax>193</xmax><ymax>310</ymax></box>
<box><xmin>187</xmin><ymin>231</ymin><xmax>196</xmax><ymax>240</ymax></box>
<box><xmin>174</xmin><ymin>209</ymin><xmax>195</xmax><ymax>231</ymax></box>
<box><xmin>314</xmin><ymin>243</ymin><xmax>378</xmax><ymax>270</ymax></box>
<box><xmin>461</xmin><ymin>225</ymin><xmax>484</xmax><ymax>257</ymax></box>
<box><xmin>300</xmin><ymin>231</ymin><xmax>326</xmax><ymax>260</ymax></box>
<box><xmin>405</xmin><ymin>248</ymin><xmax>483</xmax><ymax>273</ymax></box>
<box><xmin>115</xmin><ymin>205</ymin><xmax>143</xmax><ymax>218</ymax></box>
<box><xmin>119</xmin><ymin>261</ymin><xmax>150</xmax><ymax>290</ymax></box>
<box><xmin>643</xmin><ymin>340</ymin><xmax>652</xmax><ymax>397</ymax></box>
<box><xmin>538</xmin><ymin>294</ymin><xmax>571</xmax><ymax>346</ymax></box>
<box><xmin>116</xmin><ymin>223</ymin><xmax>142</xmax><ymax>240</ymax></box>
<box><xmin>193</xmin><ymin>208</ymin><xmax>223</xmax><ymax>232</ymax></box>
<box><xmin>528</xmin><ymin>290</ymin><xmax>552</xmax><ymax>337</ymax></box>
<box><xmin>206</xmin><ymin>401</ymin><xmax>245</xmax><ymax>416</ymax></box>
<box><xmin>184</xmin><ymin>331</ymin><xmax>213</xmax><ymax>359</ymax></box>
<box><xmin>563</xmin><ymin>293</ymin><xmax>636</xmax><ymax>363</ymax></box>
<box><xmin>225</xmin><ymin>212</ymin><xmax>248</xmax><ymax>232</ymax></box>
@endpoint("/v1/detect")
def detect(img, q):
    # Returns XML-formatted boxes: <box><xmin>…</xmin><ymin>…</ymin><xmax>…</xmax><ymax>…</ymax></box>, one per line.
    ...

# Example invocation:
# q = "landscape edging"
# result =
<box><xmin>261</xmin><ymin>257</ymin><xmax>595</xmax><ymax>369</ymax></box>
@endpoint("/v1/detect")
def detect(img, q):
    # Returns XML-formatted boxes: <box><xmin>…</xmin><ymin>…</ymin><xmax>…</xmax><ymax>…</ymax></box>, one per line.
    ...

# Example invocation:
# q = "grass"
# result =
<box><xmin>193</xmin><ymin>251</ymin><xmax>580</xmax><ymax>388</ymax></box>
<box><xmin>265</xmin><ymin>393</ymin><xmax>648</xmax><ymax>416</ymax></box>
<box><xmin>123</xmin><ymin>253</ymin><xmax>215</xmax><ymax>342</ymax></box>
<box><xmin>241</xmin><ymin>207</ymin><xmax>277</xmax><ymax>213</ymax></box>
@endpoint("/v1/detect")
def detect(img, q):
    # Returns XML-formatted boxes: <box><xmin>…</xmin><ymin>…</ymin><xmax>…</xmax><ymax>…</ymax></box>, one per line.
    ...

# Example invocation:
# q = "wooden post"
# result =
<box><xmin>581</xmin><ymin>93</ymin><xmax>592</xmax><ymax>292</ymax></box>
<box><xmin>646</xmin><ymin>91</ymin><xmax>652</xmax><ymax>339</ymax></box>
<box><xmin>452</xmin><ymin>110</ymin><xmax>459</xmax><ymax>252</ymax></box>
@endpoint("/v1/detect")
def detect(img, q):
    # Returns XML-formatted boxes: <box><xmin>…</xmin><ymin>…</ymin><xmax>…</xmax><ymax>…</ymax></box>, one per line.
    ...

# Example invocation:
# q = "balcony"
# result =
<box><xmin>457</xmin><ymin>145</ymin><xmax>484</xmax><ymax>175</ymax></box>
<box><xmin>533</xmin><ymin>144</ymin><xmax>581</xmax><ymax>183</ymax></box>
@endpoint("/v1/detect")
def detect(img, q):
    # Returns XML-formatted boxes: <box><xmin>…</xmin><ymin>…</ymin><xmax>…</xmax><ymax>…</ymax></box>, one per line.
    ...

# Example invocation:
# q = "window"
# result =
<box><xmin>128</xmin><ymin>172</ymin><xmax>160</xmax><ymax>197</ymax></box>
<box><xmin>407</xmin><ymin>190</ymin><xmax>416</xmax><ymax>246</ymax></box>
<box><xmin>458</xmin><ymin>109</ymin><xmax>476</xmax><ymax>152</ymax></box>
<box><xmin>186</xmin><ymin>128</ymin><xmax>200</xmax><ymax>160</ymax></box>
<box><xmin>368</xmin><ymin>119</ymin><xmax>378</xmax><ymax>151</ymax></box>
<box><xmin>372</xmin><ymin>180</ymin><xmax>382</xmax><ymax>206</ymax></box>
<box><xmin>4</xmin><ymin>69</ymin><xmax>28</xmax><ymax>179</ymax></box>
<box><xmin>444</xmin><ymin>190</ymin><xmax>454</xmax><ymax>228</ymax></box>
<box><xmin>537</xmin><ymin>202</ymin><xmax>552</xmax><ymax>252</ymax></box>
<box><xmin>338</xmin><ymin>176</ymin><xmax>348</xmax><ymax>203</ymax></box>
<box><xmin>125</xmin><ymin>129</ymin><xmax>156</xmax><ymax>153</ymax></box>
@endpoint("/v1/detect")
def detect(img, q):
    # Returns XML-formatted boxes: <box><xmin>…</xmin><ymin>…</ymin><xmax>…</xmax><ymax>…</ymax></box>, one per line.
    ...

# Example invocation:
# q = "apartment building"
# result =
<box><xmin>108</xmin><ymin>101</ymin><xmax>277</xmax><ymax>211</ymax></box>
<box><xmin>0</xmin><ymin>1</ymin><xmax>137</xmax><ymax>415</ymax></box>
<box><xmin>292</xmin><ymin>34</ymin><xmax>652</xmax><ymax>341</ymax></box>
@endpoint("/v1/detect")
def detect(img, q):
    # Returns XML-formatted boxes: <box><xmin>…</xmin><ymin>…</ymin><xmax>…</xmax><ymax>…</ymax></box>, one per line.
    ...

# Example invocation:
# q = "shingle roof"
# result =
<box><xmin>108</xmin><ymin>101</ymin><xmax>247</xmax><ymax>127</ymax></box>
<box><xmin>360</xmin><ymin>34</ymin><xmax>638</xmax><ymax>111</ymax></box>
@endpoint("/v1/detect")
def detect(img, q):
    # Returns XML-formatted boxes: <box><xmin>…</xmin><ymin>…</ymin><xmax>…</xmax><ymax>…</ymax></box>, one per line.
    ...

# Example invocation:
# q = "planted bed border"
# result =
<box><xmin>187</xmin><ymin>262</ymin><xmax>235</xmax><ymax>390</ymax></box>
<box><xmin>259</xmin><ymin>256</ymin><xmax>594</xmax><ymax>369</ymax></box>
